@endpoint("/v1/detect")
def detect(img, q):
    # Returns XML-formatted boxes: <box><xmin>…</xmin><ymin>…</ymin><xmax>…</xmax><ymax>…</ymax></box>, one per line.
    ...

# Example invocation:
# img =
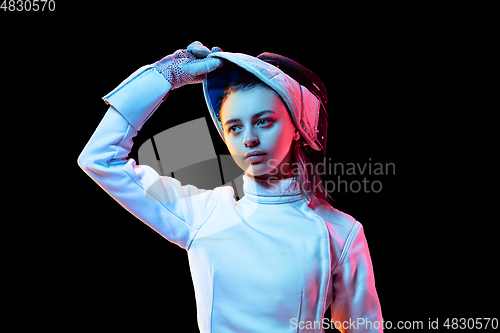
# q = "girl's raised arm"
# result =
<box><xmin>77</xmin><ymin>42</ymin><xmax>224</xmax><ymax>250</ymax></box>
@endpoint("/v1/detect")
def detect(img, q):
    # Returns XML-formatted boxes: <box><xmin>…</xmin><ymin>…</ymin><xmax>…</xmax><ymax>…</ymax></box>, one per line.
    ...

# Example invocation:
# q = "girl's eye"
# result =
<box><xmin>228</xmin><ymin>119</ymin><xmax>272</xmax><ymax>133</ymax></box>
<box><xmin>257</xmin><ymin>118</ymin><xmax>271</xmax><ymax>126</ymax></box>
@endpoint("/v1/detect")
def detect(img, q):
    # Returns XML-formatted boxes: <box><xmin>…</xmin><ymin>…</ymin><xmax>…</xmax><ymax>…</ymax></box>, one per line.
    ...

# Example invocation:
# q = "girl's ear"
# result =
<box><xmin>293</xmin><ymin>129</ymin><xmax>300</xmax><ymax>141</ymax></box>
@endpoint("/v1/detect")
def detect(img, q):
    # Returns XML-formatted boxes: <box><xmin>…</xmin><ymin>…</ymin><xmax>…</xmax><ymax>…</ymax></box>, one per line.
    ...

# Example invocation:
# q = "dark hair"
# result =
<box><xmin>221</xmin><ymin>72</ymin><xmax>334</xmax><ymax>206</ymax></box>
<box><xmin>220</xmin><ymin>71</ymin><xmax>269</xmax><ymax>114</ymax></box>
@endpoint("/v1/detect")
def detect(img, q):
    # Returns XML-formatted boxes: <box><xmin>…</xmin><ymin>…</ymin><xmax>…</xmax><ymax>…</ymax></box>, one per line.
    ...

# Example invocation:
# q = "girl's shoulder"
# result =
<box><xmin>307</xmin><ymin>196</ymin><xmax>364</xmax><ymax>261</ymax></box>
<box><xmin>307</xmin><ymin>196</ymin><xmax>358</xmax><ymax>232</ymax></box>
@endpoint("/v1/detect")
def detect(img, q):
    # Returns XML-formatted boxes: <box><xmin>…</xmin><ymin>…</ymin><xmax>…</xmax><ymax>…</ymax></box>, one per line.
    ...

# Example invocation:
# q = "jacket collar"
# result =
<box><xmin>242</xmin><ymin>174</ymin><xmax>305</xmax><ymax>204</ymax></box>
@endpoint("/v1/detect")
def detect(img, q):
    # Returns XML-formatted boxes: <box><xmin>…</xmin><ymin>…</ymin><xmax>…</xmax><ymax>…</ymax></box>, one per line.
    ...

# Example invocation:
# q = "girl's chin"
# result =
<box><xmin>244</xmin><ymin>165</ymin><xmax>289</xmax><ymax>179</ymax></box>
<box><xmin>242</xmin><ymin>164</ymin><xmax>269</xmax><ymax>176</ymax></box>
<box><xmin>238</xmin><ymin>157</ymin><xmax>289</xmax><ymax>178</ymax></box>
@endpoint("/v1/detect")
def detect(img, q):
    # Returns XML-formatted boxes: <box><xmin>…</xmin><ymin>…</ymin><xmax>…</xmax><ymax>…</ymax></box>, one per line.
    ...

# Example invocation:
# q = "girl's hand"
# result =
<box><xmin>154</xmin><ymin>41</ymin><xmax>223</xmax><ymax>90</ymax></box>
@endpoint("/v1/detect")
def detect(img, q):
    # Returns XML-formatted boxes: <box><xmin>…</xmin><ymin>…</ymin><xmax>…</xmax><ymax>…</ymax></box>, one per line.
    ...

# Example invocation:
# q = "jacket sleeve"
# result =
<box><xmin>330</xmin><ymin>222</ymin><xmax>383</xmax><ymax>333</ymax></box>
<box><xmin>77</xmin><ymin>65</ymin><xmax>221</xmax><ymax>250</ymax></box>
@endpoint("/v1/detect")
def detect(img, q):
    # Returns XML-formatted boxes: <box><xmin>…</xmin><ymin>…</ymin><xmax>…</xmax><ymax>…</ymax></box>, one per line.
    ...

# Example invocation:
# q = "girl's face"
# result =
<box><xmin>220</xmin><ymin>87</ymin><xmax>300</xmax><ymax>179</ymax></box>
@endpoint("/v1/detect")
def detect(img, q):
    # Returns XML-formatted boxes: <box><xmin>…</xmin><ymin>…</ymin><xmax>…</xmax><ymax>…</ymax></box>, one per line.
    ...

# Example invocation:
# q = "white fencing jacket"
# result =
<box><xmin>78</xmin><ymin>64</ymin><xmax>383</xmax><ymax>332</ymax></box>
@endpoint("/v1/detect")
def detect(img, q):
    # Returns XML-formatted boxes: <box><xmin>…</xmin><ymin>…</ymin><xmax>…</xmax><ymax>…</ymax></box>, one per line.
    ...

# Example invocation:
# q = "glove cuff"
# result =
<box><xmin>103</xmin><ymin>65</ymin><xmax>172</xmax><ymax>131</ymax></box>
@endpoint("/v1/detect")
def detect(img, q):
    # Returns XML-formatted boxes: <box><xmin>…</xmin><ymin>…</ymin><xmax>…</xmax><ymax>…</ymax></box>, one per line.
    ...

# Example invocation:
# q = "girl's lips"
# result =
<box><xmin>247</xmin><ymin>154</ymin><xmax>266</xmax><ymax>163</ymax></box>
<box><xmin>245</xmin><ymin>151</ymin><xmax>266</xmax><ymax>159</ymax></box>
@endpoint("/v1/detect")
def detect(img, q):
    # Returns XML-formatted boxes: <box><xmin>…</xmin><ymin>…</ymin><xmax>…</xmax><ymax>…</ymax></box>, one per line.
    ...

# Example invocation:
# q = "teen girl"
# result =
<box><xmin>78</xmin><ymin>41</ymin><xmax>382</xmax><ymax>332</ymax></box>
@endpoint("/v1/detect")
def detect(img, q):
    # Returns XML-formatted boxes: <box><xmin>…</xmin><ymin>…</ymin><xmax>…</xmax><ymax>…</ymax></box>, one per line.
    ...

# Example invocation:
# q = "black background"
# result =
<box><xmin>3</xmin><ymin>2</ymin><xmax>495</xmax><ymax>332</ymax></box>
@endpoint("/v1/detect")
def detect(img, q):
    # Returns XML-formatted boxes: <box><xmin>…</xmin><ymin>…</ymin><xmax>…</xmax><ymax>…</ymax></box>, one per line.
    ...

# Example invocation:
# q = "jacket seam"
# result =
<box><xmin>107</xmin><ymin>122</ymin><xmax>132</xmax><ymax>168</ymax></box>
<box><xmin>333</xmin><ymin>221</ymin><xmax>362</xmax><ymax>273</ymax></box>
<box><xmin>121</xmin><ymin>170</ymin><xmax>191</xmax><ymax>226</ymax></box>
<box><xmin>210</xmin><ymin>265</ymin><xmax>215</xmax><ymax>333</ymax></box>
<box><xmin>296</xmin><ymin>289</ymin><xmax>303</xmax><ymax>333</ymax></box>
<box><xmin>185</xmin><ymin>187</ymin><xmax>223</xmax><ymax>250</ymax></box>
<box><xmin>330</xmin><ymin>268</ymin><xmax>347</xmax><ymax>321</ymax></box>
<box><xmin>300</xmin><ymin>199</ymin><xmax>333</xmax><ymax>324</ymax></box>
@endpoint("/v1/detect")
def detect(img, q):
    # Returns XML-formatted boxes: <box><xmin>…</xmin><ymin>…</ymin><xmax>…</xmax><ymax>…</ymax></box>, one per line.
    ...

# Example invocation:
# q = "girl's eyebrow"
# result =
<box><xmin>223</xmin><ymin>110</ymin><xmax>275</xmax><ymax>127</ymax></box>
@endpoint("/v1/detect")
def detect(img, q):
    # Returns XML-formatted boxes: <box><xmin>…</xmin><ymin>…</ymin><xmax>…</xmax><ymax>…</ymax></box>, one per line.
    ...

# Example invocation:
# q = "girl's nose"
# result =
<box><xmin>243</xmin><ymin>130</ymin><xmax>259</xmax><ymax>147</ymax></box>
